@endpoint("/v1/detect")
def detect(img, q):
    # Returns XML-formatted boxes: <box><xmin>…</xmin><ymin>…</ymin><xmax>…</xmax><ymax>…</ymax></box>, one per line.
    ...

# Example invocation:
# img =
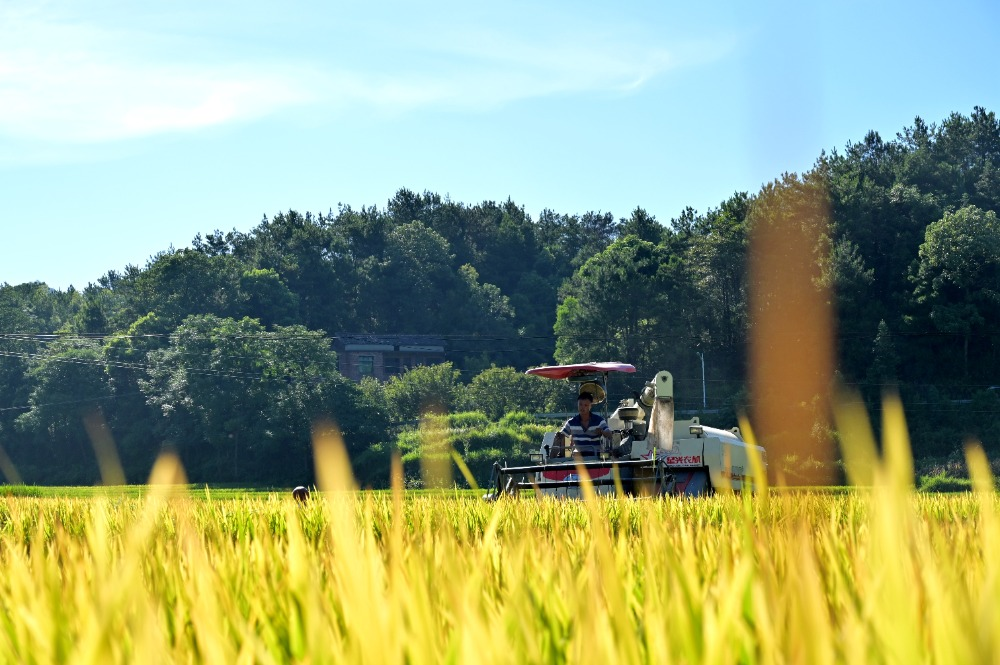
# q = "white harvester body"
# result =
<box><xmin>486</xmin><ymin>364</ymin><xmax>766</xmax><ymax>499</ymax></box>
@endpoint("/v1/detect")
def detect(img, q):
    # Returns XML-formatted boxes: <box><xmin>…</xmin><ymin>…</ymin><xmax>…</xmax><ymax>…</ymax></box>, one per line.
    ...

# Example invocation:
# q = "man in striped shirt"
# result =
<box><xmin>559</xmin><ymin>391</ymin><xmax>612</xmax><ymax>458</ymax></box>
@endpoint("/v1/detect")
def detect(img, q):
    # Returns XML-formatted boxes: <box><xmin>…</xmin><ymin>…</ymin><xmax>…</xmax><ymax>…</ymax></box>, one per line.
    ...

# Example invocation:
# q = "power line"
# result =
<box><xmin>0</xmin><ymin>349</ymin><xmax>267</xmax><ymax>383</ymax></box>
<box><xmin>0</xmin><ymin>392</ymin><xmax>146</xmax><ymax>413</ymax></box>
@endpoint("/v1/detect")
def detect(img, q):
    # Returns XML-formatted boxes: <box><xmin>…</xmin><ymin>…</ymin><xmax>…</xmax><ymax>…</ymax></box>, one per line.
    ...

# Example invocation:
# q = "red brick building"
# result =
<box><xmin>333</xmin><ymin>334</ymin><xmax>446</xmax><ymax>381</ymax></box>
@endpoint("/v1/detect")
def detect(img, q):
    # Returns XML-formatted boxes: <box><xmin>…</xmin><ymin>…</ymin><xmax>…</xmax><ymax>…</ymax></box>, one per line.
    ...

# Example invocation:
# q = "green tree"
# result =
<box><xmin>237</xmin><ymin>268</ymin><xmax>300</xmax><ymax>326</ymax></box>
<box><xmin>228</xmin><ymin>210</ymin><xmax>358</xmax><ymax>333</ymax></box>
<box><xmin>535</xmin><ymin>209</ymin><xmax>617</xmax><ymax>271</ymax></box>
<box><xmin>383</xmin><ymin>363</ymin><xmax>462</xmax><ymax>422</ymax></box>
<box><xmin>14</xmin><ymin>340</ymin><xmax>111</xmax><ymax>483</ymax></box>
<box><xmin>827</xmin><ymin>131</ymin><xmax>922</xmax><ymax>328</ymax></box>
<box><xmin>0</xmin><ymin>286</ymin><xmax>45</xmax><ymax>478</ymax></box>
<box><xmin>371</xmin><ymin>222</ymin><xmax>456</xmax><ymax>333</ymax></box>
<box><xmin>911</xmin><ymin>205</ymin><xmax>1000</xmax><ymax>378</ymax></box>
<box><xmin>618</xmin><ymin>207</ymin><xmax>663</xmax><ymax>244</ymax></box>
<box><xmin>820</xmin><ymin>237</ymin><xmax>878</xmax><ymax>381</ymax></box>
<box><xmin>441</xmin><ymin>265</ymin><xmax>519</xmax><ymax>367</ymax></box>
<box><xmin>465</xmin><ymin>199</ymin><xmax>539</xmax><ymax>294</ymax></box>
<box><xmin>141</xmin><ymin>315</ymin><xmax>373</xmax><ymax>483</ymax></box>
<box><xmin>554</xmin><ymin>236</ymin><xmax>684</xmax><ymax>376</ymax></box>
<box><xmin>109</xmin><ymin>249</ymin><xmax>241</xmax><ymax>332</ymax></box>
<box><xmin>506</xmin><ymin>271</ymin><xmax>560</xmax><ymax>367</ymax></box>
<box><xmin>684</xmin><ymin>193</ymin><xmax>752</xmax><ymax>372</ymax></box>
<box><xmin>457</xmin><ymin>366</ymin><xmax>573</xmax><ymax>419</ymax></box>
<box><xmin>866</xmin><ymin>319</ymin><xmax>900</xmax><ymax>395</ymax></box>
<box><xmin>0</xmin><ymin>284</ymin><xmax>86</xmax><ymax>482</ymax></box>
<box><xmin>100</xmin><ymin>313</ymin><xmax>167</xmax><ymax>480</ymax></box>
<box><xmin>331</xmin><ymin>204</ymin><xmax>391</xmax><ymax>264</ymax></box>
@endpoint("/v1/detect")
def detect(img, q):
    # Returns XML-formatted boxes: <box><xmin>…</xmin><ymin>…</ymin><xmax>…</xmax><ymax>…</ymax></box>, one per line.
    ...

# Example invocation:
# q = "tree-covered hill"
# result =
<box><xmin>2</xmin><ymin>106</ymin><xmax>999</xmax><ymax>485</ymax></box>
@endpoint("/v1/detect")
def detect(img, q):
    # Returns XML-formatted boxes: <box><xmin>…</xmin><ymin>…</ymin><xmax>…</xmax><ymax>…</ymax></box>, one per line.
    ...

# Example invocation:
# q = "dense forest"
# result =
<box><xmin>2</xmin><ymin>107</ymin><xmax>1000</xmax><ymax>486</ymax></box>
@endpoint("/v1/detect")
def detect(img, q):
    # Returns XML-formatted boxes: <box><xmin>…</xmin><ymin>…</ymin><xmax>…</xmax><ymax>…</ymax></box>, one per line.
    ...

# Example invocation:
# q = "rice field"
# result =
<box><xmin>1</xmin><ymin>436</ymin><xmax>999</xmax><ymax>665</ymax></box>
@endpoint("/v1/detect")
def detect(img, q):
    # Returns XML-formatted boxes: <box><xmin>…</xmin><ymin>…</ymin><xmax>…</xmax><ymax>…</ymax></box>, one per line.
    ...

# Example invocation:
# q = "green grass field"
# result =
<box><xmin>0</xmin><ymin>484</ymin><xmax>493</xmax><ymax>500</ymax></box>
<box><xmin>0</xmin><ymin>484</ymin><xmax>273</xmax><ymax>499</ymax></box>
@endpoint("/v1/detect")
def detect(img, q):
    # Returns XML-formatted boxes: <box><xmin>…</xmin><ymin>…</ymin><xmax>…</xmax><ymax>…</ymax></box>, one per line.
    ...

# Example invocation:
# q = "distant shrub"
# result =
<box><xmin>353</xmin><ymin>443</ymin><xmax>393</xmax><ymax>488</ymax></box>
<box><xmin>0</xmin><ymin>485</ymin><xmax>43</xmax><ymax>498</ymax></box>
<box><xmin>383</xmin><ymin>411</ymin><xmax>555</xmax><ymax>488</ymax></box>
<box><xmin>395</xmin><ymin>430</ymin><xmax>423</xmax><ymax>455</ymax></box>
<box><xmin>918</xmin><ymin>473</ymin><xmax>973</xmax><ymax>493</ymax></box>
<box><xmin>498</xmin><ymin>411</ymin><xmax>534</xmax><ymax>428</ymax></box>
<box><xmin>447</xmin><ymin>411</ymin><xmax>490</xmax><ymax>429</ymax></box>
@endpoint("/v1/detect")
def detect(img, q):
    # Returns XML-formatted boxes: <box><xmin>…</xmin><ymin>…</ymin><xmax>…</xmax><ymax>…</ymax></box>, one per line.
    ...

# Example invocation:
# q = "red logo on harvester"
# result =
<box><xmin>665</xmin><ymin>455</ymin><xmax>702</xmax><ymax>466</ymax></box>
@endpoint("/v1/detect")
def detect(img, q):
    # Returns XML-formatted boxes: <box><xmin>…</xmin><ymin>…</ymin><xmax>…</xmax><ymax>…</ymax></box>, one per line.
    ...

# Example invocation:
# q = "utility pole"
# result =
<box><xmin>697</xmin><ymin>351</ymin><xmax>706</xmax><ymax>409</ymax></box>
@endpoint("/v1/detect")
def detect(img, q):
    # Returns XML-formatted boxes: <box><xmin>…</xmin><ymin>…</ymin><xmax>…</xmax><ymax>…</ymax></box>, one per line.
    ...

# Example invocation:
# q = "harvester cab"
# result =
<box><xmin>484</xmin><ymin>362</ymin><xmax>765</xmax><ymax>499</ymax></box>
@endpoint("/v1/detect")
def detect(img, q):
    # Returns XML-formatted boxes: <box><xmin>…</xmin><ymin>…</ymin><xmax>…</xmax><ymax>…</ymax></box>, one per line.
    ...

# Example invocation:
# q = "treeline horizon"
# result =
<box><xmin>2</xmin><ymin>105</ymin><xmax>1000</xmax><ymax>486</ymax></box>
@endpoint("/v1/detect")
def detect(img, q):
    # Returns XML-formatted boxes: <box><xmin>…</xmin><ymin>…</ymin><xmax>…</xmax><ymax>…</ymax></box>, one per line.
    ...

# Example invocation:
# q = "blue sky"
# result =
<box><xmin>3</xmin><ymin>0</ymin><xmax>999</xmax><ymax>290</ymax></box>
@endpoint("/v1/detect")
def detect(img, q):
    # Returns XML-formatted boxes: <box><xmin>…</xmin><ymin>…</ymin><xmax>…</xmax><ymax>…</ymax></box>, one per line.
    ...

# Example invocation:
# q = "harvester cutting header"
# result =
<box><xmin>485</xmin><ymin>362</ymin><xmax>765</xmax><ymax>499</ymax></box>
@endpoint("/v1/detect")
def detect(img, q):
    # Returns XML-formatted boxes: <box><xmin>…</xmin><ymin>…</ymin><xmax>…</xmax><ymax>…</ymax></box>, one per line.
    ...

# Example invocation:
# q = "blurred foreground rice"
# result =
<box><xmin>0</xmin><ymin>444</ymin><xmax>998</xmax><ymax>663</ymax></box>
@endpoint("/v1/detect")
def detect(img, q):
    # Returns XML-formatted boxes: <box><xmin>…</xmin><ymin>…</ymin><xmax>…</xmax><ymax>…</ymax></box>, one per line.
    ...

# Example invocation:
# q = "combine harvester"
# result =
<box><xmin>485</xmin><ymin>362</ymin><xmax>765</xmax><ymax>499</ymax></box>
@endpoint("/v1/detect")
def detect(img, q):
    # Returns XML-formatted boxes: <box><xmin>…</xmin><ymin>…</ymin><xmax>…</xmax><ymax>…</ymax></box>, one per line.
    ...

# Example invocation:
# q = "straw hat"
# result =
<box><xmin>578</xmin><ymin>381</ymin><xmax>606</xmax><ymax>404</ymax></box>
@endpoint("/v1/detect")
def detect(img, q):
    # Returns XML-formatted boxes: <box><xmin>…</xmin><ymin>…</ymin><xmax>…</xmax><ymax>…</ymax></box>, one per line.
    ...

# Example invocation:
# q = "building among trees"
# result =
<box><xmin>334</xmin><ymin>334</ymin><xmax>446</xmax><ymax>381</ymax></box>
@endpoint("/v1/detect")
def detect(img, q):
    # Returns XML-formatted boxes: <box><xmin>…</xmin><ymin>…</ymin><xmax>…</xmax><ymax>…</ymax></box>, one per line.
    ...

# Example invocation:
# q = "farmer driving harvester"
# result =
<box><xmin>552</xmin><ymin>382</ymin><xmax>613</xmax><ymax>458</ymax></box>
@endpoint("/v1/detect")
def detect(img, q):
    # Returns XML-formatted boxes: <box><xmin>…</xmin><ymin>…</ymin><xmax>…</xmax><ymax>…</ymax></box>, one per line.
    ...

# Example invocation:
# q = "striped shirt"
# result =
<box><xmin>560</xmin><ymin>413</ymin><xmax>610</xmax><ymax>457</ymax></box>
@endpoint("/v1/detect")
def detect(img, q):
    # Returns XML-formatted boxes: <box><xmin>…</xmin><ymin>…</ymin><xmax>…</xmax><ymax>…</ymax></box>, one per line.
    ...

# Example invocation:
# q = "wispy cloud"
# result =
<box><xmin>0</xmin><ymin>3</ymin><xmax>728</xmax><ymax>149</ymax></box>
<box><xmin>434</xmin><ymin>29</ymin><xmax>676</xmax><ymax>94</ymax></box>
<box><xmin>0</xmin><ymin>8</ymin><xmax>318</xmax><ymax>144</ymax></box>
<box><xmin>311</xmin><ymin>34</ymin><xmax>683</xmax><ymax>115</ymax></box>
<box><xmin>326</xmin><ymin>17</ymin><xmax>689</xmax><ymax>112</ymax></box>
